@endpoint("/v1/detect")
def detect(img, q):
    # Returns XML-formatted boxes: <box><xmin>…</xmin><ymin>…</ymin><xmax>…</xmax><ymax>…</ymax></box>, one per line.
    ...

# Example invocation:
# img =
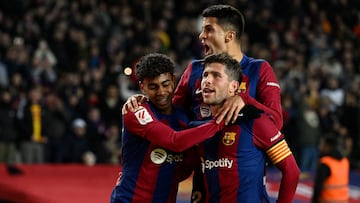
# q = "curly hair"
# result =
<box><xmin>135</xmin><ymin>53</ymin><xmax>175</xmax><ymax>82</ymax></box>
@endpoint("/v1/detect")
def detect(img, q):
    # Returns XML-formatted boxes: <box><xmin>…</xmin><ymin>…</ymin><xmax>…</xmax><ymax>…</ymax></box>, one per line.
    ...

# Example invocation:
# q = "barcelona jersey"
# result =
<box><xmin>198</xmin><ymin>114</ymin><xmax>291</xmax><ymax>203</ymax></box>
<box><xmin>110</xmin><ymin>102</ymin><xmax>224</xmax><ymax>203</ymax></box>
<box><xmin>173</xmin><ymin>54</ymin><xmax>282</xmax><ymax>129</ymax></box>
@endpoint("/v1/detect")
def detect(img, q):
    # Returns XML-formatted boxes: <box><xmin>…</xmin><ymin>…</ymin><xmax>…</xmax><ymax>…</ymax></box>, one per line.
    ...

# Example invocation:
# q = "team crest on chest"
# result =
<box><xmin>222</xmin><ymin>132</ymin><xmax>236</xmax><ymax>146</ymax></box>
<box><xmin>237</xmin><ymin>82</ymin><xmax>247</xmax><ymax>94</ymax></box>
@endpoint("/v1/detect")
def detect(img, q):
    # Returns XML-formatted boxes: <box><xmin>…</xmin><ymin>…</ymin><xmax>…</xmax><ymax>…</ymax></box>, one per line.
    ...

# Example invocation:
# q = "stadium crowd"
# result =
<box><xmin>0</xmin><ymin>0</ymin><xmax>359</xmax><ymax>169</ymax></box>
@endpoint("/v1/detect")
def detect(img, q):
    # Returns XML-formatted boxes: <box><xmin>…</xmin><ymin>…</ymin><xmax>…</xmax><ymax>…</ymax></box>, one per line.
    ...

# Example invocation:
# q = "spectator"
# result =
<box><xmin>43</xmin><ymin>92</ymin><xmax>71</xmax><ymax>163</ymax></box>
<box><xmin>31</xmin><ymin>39</ymin><xmax>57</xmax><ymax>86</ymax></box>
<box><xmin>17</xmin><ymin>85</ymin><xmax>49</xmax><ymax>163</ymax></box>
<box><xmin>65</xmin><ymin>118</ymin><xmax>95</xmax><ymax>165</ymax></box>
<box><xmin>0</xmin><ymin>88</ymin><xmax>19</xmax><ymax>164</ymax></box>
<box><xmin>312</xmin><ymin>134</ymin><xmax>349</xmax><ymax>203</ymax></box>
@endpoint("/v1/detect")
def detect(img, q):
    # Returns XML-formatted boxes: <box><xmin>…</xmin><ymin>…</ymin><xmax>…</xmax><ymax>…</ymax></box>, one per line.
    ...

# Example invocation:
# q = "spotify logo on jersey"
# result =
<box><xmin>150</xmin><ymin>148</ymin><xmax>167</xmax><ymax>164</ymax></box>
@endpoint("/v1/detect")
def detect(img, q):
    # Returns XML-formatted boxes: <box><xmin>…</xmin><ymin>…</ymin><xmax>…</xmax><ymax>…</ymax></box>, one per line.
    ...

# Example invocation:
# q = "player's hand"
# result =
<box><xmin>121</xmin><ymin>94</ymin><xmax>148</xmax><ymax>115</ymax></box>
<box><xmin>215</xmin><ymin>95</ymin><xmax>245</xmax><ymax>125</ymax></box>
<box><xmin>236</xmin><ymin>105</ymin><xmax>264</xmax><ymax>123</ymax></box>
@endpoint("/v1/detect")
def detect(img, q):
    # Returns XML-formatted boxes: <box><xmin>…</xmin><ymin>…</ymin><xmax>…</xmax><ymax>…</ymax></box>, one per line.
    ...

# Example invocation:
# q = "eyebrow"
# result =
<box><xmin>148</xmin><ymin>79</ymin><xmax>172</xmax><ymax>85</ymax></box>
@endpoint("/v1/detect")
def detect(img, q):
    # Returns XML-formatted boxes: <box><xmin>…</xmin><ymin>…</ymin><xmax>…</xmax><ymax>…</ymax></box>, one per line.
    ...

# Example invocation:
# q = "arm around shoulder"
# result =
<box><xmin>124</xmin><ymin>105</ymin><xmax>225</xmax><ymax>152</ymax></box>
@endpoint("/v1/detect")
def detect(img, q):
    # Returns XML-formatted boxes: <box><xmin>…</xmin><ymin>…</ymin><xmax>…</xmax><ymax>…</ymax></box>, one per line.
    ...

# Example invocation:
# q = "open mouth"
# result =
<box><xmin>156</xmin><ymin>97</ymin><xmax>169</xmax><ymax>106</ymax></box>
<box><xmin>202</xmin><ymin>88</ymin><xmax>214</xmax><ymax>96</ymax></box>
<box><xmin>203</xmin><ymin>44</ymin><xmax>211</xmax><ymax>56</ymax></box>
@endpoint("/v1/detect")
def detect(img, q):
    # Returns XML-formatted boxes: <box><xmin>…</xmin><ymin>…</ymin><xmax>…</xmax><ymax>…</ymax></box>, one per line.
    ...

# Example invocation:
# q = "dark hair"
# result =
<box><xmin>135</xmin><ymin>53</ymin><xmax>175</xmax><ymax>82</ymax></box>
<box><xmin>202</xmin><ymin>4</ymin><xmax>245</xmax><ymax>41</ymax></box>
<box><xmin>203</xmin><ymin>53</ymin><xmax>242</xmax><ymax>82</ymax></box>
<box><xmin>322</xmin><ymin>135</ymin><xmax>339</xmax><ymax>148</ymax></box>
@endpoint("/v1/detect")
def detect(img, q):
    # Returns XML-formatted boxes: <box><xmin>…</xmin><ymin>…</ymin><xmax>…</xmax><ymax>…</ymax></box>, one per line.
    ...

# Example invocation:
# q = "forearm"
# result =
<box><xmin>275</xmin><ymin>155</ymin><xmax>300</xmax><ymax>203</ymax></box>
<box><xmin>125</xmin><ymin>105</ymin><xmax>224</xmax><ymax>152</ymax></box>
<box><xmin>145</xmin><ymin>119</ymin><xmax>224</xmax><ymax>152</ymax></box>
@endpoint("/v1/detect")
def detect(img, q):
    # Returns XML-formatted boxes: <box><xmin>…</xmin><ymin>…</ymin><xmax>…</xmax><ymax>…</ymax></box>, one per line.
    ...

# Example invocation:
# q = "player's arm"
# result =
<box><xmin>253</xmin><ymin>114</ymin><xmax>300</xmax><ymax>203</ymax></box>
<box><xmin>124</xmin><ymin>104</ymin><xmax>224</xmax><ymax>152</ymax></box>
<box><xmin>173</xmin><ymin>62</ymin><xmax>192</xmax><ymax>107</ymax></box>
<box><xmin>246</xmin><ymin>61</ymin><xmax>283</xmax><ymax>129</ymax></box>
<box><xmin>267</xmin><ymin>140</ymin><xmax>300</xmax><ymax>203</ymax></box>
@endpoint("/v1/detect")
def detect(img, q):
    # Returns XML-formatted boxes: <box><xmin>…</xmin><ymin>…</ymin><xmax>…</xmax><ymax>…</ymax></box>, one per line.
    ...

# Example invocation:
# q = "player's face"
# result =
<box><xmin>140</xmin><ymin>73</ymin><xmax>175</xmax><ymax>114</ymax></box>
<box><xmin>201</xmin><ymin>63</ymin><xmax>237</xmax><ymax>106</ymax></box>
<box><xmin>199</xmin><ymin>17</ymin><xmax>228</xmax><ymax>56</ymax></box>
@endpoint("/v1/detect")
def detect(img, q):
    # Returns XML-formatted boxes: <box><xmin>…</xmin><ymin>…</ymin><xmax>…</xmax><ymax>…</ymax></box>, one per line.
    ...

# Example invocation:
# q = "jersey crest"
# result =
<box><xmin>222</xmin><ymin>132</ymin><xmax>236</xmax><ymax>146</ymax></box>
<box><xmin>237</xmin><ymin>81</ymin><xmax>247</xmax><ymax>94</ymax></box>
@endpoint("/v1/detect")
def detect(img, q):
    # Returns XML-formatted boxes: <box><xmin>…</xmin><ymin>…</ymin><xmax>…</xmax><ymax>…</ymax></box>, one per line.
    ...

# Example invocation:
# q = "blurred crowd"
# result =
<box><xmin>0</xmin><ymin>0</ymin><xmax>359</xmax><ymax>169</ymax></box>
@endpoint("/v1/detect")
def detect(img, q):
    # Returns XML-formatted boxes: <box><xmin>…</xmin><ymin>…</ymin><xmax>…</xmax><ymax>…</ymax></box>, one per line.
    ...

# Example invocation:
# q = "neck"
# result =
<box><xmin>227</xmin><ymin>43</ymin><xmax>243</xmax><ymax>62</ymax></box>
<box><xmin>210</xmin><ymin>104</ymin><xmax>221</xmax><ymax>116</ymax></box>
<box><xmin>160</xmin><ymin>108</ymin><xmax>173</xmax><ymax>115</ymax></box>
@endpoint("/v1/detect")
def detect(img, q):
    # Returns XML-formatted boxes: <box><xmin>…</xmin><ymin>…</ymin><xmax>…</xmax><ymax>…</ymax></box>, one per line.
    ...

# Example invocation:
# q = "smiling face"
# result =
<box><xmin>199</xmin><ymin>17</ymin><xmax>228</xmax><ymax>56</ymax></box>
<box><xmin>140</xmin><ymin>72</ymin><xmax>175</xmax><ymax>114</ymax></box>
<box><xmin>201</xmin><ymin>62</ymin><xmax>238</xmax><ymax>109</ymax></box>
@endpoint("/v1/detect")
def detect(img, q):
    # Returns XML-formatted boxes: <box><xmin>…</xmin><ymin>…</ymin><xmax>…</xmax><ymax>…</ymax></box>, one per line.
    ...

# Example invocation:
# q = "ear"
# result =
<box><xmin>229</xmin><ymin>80</ymin><xmax>239</xmax><ymax>96</ymax></box>
<box><xmin>139</xmin><ymin>81</ymin><xmax>145</xmax><ymax>94</ymax></box>
<box><xmin>225</xmin><ymin>31</ymin><xmax>235</xmax><ymax>43</ymax></box>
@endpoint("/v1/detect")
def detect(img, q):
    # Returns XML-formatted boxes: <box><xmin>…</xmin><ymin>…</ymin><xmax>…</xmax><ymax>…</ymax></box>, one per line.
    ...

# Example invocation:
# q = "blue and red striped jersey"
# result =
<box><xmin>198</xmin><ymin>113</ymin><xmax>289</xmax><ymax>203</ymax></box>
<box><xmin>173</xmin><ymin>54</ymin><xmax>282</xmax><ymax>129</ymax></box>
<box><xmin>110</xmin><ymin>102</ymin><xmax>224</xmax><ymax>203</ymax></box>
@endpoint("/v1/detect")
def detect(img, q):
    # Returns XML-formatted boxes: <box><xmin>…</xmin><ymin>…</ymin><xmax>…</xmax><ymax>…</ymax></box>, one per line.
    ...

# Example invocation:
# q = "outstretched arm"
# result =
<box><xmin>124</xmin><ymin>104</ymin><xmax>224</xmax><ymax>152</ymax></box>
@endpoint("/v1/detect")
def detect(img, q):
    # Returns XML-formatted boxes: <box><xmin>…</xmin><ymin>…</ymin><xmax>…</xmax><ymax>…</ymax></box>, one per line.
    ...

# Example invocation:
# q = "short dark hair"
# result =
<box><xmin>203</xmin><ymin>53</ymin><xmax>242</xmax><ymax>82</ymax></box>
<box><xmin>135</xmin><ymin>53</ymin><xmax>175</xmax><ymax>82</ymax></box>
<box><xmin>322</xmin><ymin>134</ymin><xmax>341</xmax><ymax>149</ymax></box>
<box><xmin>202</xmin><ymin>4</ymin><xmax>245</xmax><ymax>41</ymax></box>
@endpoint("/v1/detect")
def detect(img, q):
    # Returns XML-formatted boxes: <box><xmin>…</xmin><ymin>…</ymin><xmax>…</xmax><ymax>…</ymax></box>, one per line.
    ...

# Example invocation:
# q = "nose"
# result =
<box><xmin>199</xmin><ymin>30</ymin><xmax>205</xmax><ymax>40</ymax></box>
<box><xmin>156</xmin><ymin>86</ymin><xmax>167</xmax><ymax>95</ymax></box>
<box><xmin>202</xmin><ymin>75</ymin><xmax>212</xmax><ymax>84</ymax></box>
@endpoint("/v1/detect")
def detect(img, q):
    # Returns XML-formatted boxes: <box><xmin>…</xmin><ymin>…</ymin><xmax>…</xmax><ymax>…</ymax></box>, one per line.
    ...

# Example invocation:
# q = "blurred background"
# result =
<box><xmin>0</xmin><ymin>0</ymin><xmax>359</xmax><ymax>202</ymax></box>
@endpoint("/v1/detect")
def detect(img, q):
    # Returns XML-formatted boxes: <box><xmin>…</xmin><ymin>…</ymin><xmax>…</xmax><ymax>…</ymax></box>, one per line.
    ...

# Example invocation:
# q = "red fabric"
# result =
<box><xmin>0</xmin><ymin>164</ymin><xmax>120</xmax><ymax>203</ymax></box>
<box><xmin>124</xmin><ymin>104</ymin><xmax>224</xmax><ymax>152</ymax></box>
<box><xmin>238</xmin><ymin>61</ymin><xmax>283</xmax><ymax>130</ymax></box>
<box><xmin>275</xmin><ymin>155</ymin><xmax>301</xmax><ymax>203</ymax></box>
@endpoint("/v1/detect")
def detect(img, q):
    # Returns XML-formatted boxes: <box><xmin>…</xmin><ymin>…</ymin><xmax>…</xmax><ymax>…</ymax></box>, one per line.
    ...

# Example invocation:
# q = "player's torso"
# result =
<box><xmin>118</xmin><ymin>105</ymin><xmax>190</xmax><ymax>202</ymax></box>
<box><xmin>198</xmin><ymin>122</ymin><xmax>268</xmax><ymax>203</ymax></box>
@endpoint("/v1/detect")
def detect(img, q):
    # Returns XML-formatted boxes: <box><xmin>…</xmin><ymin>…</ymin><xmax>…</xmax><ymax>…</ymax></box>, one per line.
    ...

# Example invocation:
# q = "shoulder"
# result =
<box><xmin>252</xmin><ymin>114</ymin><xmax>284</xmax><ymax>147</ymax></box>
<box><xmin>186</xmin><ymin>59</ymin><xmax>204</xmax><ymax>69</ymax></box>
<box><xmin>191</xmin><ymin>59</ymin><xmax>204</xmax><ymax>65</ymax></box>
<box><xmin>242</xmin><ymin>55</ymin><xmax>270</xmax><ymax>69</ymax></box>
<box><xmin>123</xmin><ymin>103</ymin><xmax>156</xmax><ymax>125</ymax></box>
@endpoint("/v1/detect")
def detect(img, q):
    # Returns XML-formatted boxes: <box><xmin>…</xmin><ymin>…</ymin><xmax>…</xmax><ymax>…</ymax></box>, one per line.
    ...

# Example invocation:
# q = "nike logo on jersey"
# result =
<box><xmin>195</xmin><ymin>88</ymin><xmax>202</xmax><ymax>94</ymax></box>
